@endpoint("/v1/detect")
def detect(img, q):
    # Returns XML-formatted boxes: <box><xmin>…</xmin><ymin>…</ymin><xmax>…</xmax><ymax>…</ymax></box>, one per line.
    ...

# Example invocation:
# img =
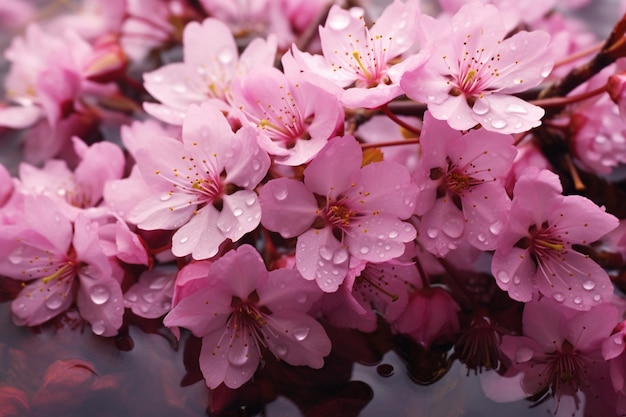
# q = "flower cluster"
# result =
<box><xmin>1</xmin><ymin>0</ymin><xmax>626</xmax><ymax>415</ymax></box>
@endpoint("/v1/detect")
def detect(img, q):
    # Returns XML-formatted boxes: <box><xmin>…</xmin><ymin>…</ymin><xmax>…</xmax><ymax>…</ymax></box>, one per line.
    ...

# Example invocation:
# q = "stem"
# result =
<box><xmin>360</xmin><ymin>139</ymin><xmax>419</xmax><ymax>149</ymax></box>
<box><xmin>564</xmin><ymin>154</ymin><xmax>585</xmax><ymax>191</ymax></box>
<box><xmin>381</xmin><ymin>105</ymin><xmax>421</xmax><ymax>136</ymax></box>
<box><xmin>530</xmin><ymin>84</ymin><xmax>607</xmax><ymax>108</ymax></box>
<box><xmin>553</xmin><ymin>41</ymin><xmax>604</xmax><ymax>69</ymax></box>
<box><xmin>294</xmin><ymin>2</ymin><xmax>332</xmax><ymax>52</ymax></box>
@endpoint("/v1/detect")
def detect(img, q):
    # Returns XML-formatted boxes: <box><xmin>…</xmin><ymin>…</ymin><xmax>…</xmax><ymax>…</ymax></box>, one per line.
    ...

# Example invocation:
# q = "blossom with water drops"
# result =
<box><xmin>413</xmin><ymin>112</ymin><xmax>516</xmax><ymax>257</ymax></box>
<box><xmin>129</xmin><ymin>102</ymin><xmax>270</xmax><ymax>260</ymax></box>
<box><xmin>163</xmin><ymin>244</ymin><xmax>331</xmax><ymax>389</ymax></box>
<box><xmin>0</xmin><ymin>195</ymin><xmax>124</xmax><ymax>336</ymax></box>
<box><xmin>400</xmin><ymin>1</ymin><xmax>552</xmax><ymax>133</ymax></box>
<box><xmin>491</xmin><ymin>167</ymin><xmax>618</xmax><ymax>310</ymax></box>
<box><xmin>286</xmin><ymin>0</ymin><xmax>425</xmax><ymax>109</ymax></box>
<box><xmin>143</xmin><ymin>17</ymin><xmax>277</xmax><ymax>124</ymax></box>
<box><xmin>498</xmin><ymin>297</ymin><xmax>619</xmax><ymax>415</ymax></box>
<box><xmin>259</xmin><ymin>135</ymin><xmax>418</xmax><ymax>292</ymax></box>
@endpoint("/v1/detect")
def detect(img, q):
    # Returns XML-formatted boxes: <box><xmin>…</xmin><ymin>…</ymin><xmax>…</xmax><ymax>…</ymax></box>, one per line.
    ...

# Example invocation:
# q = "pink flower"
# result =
<box><xmin>491</xmin><ymin>167</ymin><xmax>618</xmax><ymax>309</ymax></box>
<box><xmin>143</xmin><ymin>18</ymin><xmax>276</xmax><ymax>125</ymax></box>
<box><xmin>286</xmin><ymin>0</ymin><xmax>424</xmax><ymax>109</ymax></box>
<box><xmin>414</xmin><ymin>112</ymin><xmax>516</xmax><ymax>256</ymax></box>
<box><xmin>163</xmin><ymin>245</ymin><xmax>331</xmax><ymax>389</ymax></box>
<box><xmin>129</xmin><ymin>102</ymin><xmax>270</xmax><ymax>260</ymax></box>
<box><xmin>259</xmin><ymin>135</ymin><xmax>418</xmax><ymax>292</ymax></box>
<box><xmin>0</xmin><ymin>195</ymin><xmax>124</xmax><ymax>336</ymax></box>
<box><xmin>232</xmin><ymin>67</ymin><xmax>344</xmax><ymax>165</ymax></box>
<box><xmin>393</xmin><ymin>286</ymin><xmax>460</xmax><ymax>348</ymax></box>
<box><xmin>124</xmin><ymin>266</ymin><xmax>175</xmax><ymax>319</ymax></box>
<box><xmin>499</xmin><ymin>298</ymin><xmax>618</xmax><ymax>415</ymax></box>
<box><xmin>400</xmin><ymin>2</ymin><xmax>552</xmax><ymax>133</ymax></box>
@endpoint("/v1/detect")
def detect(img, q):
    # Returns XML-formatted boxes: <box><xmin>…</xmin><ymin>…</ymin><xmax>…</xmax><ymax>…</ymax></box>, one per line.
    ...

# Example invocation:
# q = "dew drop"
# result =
<box><xmin>273</xmin><ymin>185</ymin><xmax>288</xmax><ymax>201</ymax></box>
<box><xmin>496</xmin><ymin>270</ymin><xmax>510</xmax><ymax>284</ymax></box>
<box><xmin>427</xmin><ymin>95</ymin><xmax>437</xmax><ymax>102</ymax></box>
<box><xmin>593</xmin><ymin>294</ymin><xmax>602</xmax><ymax>302</ymax></box>
<box><xmin>228</xmin><ymin>344</ymin><xmax>250</xmax><ymax>366</ymax></box>
<box><xmin>159</xmin><ymin>193</ymin><xmax>172</xmax><ymax>201</ymax></box>
<box><xmin>172</xmin><ymin>83</ymin><xmax>187</xmax><ymax>94</ymax></box>
<box><xmin>92</xmin><ymin>321</ymin><xmax>106</xmax><ymax>336</ymax></box>
<box><xmin>179</xmin><ymin>236</ymin><xmax>189</xmax><ymax>244</ymax></box>
<box><xmin>491</xmin><ymin>119</ymin><xmax>507</xmax><ymax>130</ymax></box>
<box><xmin>142</xmin><ymin>292</ymin><xmax>155</xmax><ymax>303</ymax></box>
<box><xmin>472</xmin><ymin>99</ymin><xmax>490</xmax><ymax>115</ymax></box>
<box><xmin>360</xmin><ymin>246</ymin><xmax>370</xmax><ymax>255</ymax></box>
<box><xmin>553</xmin><ymin>292</ymin><xmax>565</xmax><ymax>302</ymax></box>
<box><xmin>477</xmin><ymin>233</ymin><xmax>486</xmax><ymax>242</ymax></box>
<box><xmin>149</xmin><ymin>276</ymin><xmax>170</xmax><ymax>290</ymax></box>
<box><xmin>245</xmin><ymin>195</ymin><xmax>256</xmax><ymax>206</ymax></box>
<box><xmin>513</xmin><ymin>275</ymin><xmax>520</xmax><ymax>284</ymax></box>
<box><xmin>540</xmin><ymin>65</ymin><xmax>552</xmax><ymax>78</ymax></box>
<box><xmin>582</xmin><ymin>280</ymin><xmax>596</xmax><ymax>291</ymax></box>
<box><xmin>233</xmin><ymin>208</ymin><xmax>244</xmax><ymax>217</ymax></box>
<box><xmin>332</xmin><ymin>248</ymin><xmax>348</xmax><ymax>264</ymax></box>
<box><xmin>126</xmin><ymin>293</ymin><xmax>138</xmax><ymax>302</ymax></box>
<box><xmin>441</xmin><ymin>214</ymin><xmax>464</xmax><ymax>238</ymax></box>
<box><xmin>515</xmin><ymin>346</ymin><xmax>533</xmax><ymax>363</ymax></box>
<box><xmin>293</xmin><ymin>327</ymin><xmax>310</xmax><ymax>341</ymax></box>
<box><xmin>328</xmin><ymin>12</ymin><xmax>350</xmax><ymax>30</ymax></box>
<box><xmin>319</xmin><ymin>246</ymin><xmax>333</xmax><ymax>261</ymax></box>
<box><xmin>276</xmin><ymin>344</ymin><xmax>288</xmax><ymax>356</ymax></box>
<box><xmin>218</xmin><ymin>48</ymin><xmax>234</xmax><ymax>65</ymax></box>
<box><xmin>45</xmin><ymin>297</ymin><xmax>63</xmax><ymax>310</ymax></box>
<box><xmin>90</xmin><ymin>285</ymin><xmax>111</xmax><ymax>305</ymax></box>
<box><xmin>489</xmin><ymin>220</ymin><xmax>504</xmax><ymax>235</ymax></box>
<box><xmin>8</xmin><ymin>248</ymin><xmax>23</xmax><ymax>264</ymax></box>
<box><xmin>427</xmin><ymin>228</ymin><xmax>439</xmax><ymax>238</ymax></box>
<box><xmin>150</xmin><ymin>74</ymin><xmax>164</xmax><ymax>83</ymax></box>
<box><xmin>614</xmin><ymin>335</ymin><xmax>624</xmax><ymax>345</ymax></box>
<box><xmin>573</xmin><ymin>296</ymin><xmax>583</xmax><ymax>305</ymax></box>
<box><xmin>448</xmin><ymin>242</ymin><xmax>457</xmax><ymax>250</ymax></box>
<box><xmin>388</xmin><ymin>230</ymin><xmax>399</xmax><ymax>239</ymax></box>
<box><xmin>161</xmin><ymin>300</ymin><xmax>172</xmax><ymax>310</ymax></box>
<box><xmin>506</xmin><ymin>103</ymin><xmax>528</xmax><ymax>115</ymax></box>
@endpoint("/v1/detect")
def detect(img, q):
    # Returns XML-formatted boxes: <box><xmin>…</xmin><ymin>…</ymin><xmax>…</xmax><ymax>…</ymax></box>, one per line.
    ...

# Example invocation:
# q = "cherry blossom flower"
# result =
<box><xmin>400</xmin><ymin>1</ymin><xmax>553</xmax><ymax>133</ymax></box>
<box><xmin>124</xmin><ymin>265</ymin><xmax>176</xmax><ymax>319</ymax></box>
<box><xmin>491</xmin><ymin>167</ymin><xmax>618</xmax><ymax>310</ymax></box>
<box><xmin>414</xmin><ymin>112</ymin><xmax>516</xmax><ymax>257</ymax></box>
<box><xmin>163</xmin><ymin>245</ymin><xmax>331</xmax><ymax>389</ymax></box>
<box><xmin>0</xmin><ymin>195</ymin><xmax>124</xmax><ymax>336</ymax></box>
<box><xmin>129</xmin><ymin>102</ymin><xmax>270</xmax><ymax>260</ymax></box>
<box><xmin>143</xmin><ymin>18</ymin><xmax>277</xmax><ymax>125</ymax></box>
<box><xmin>286</xmin><ymin>0</ymin><xmax>424</xmax><ymax>109</ymax></box>
<box><xmin>232</xmin><ymin>67</ymin><xmax>344</xmax><ymax>165</ymax></box>
<box><xmin>259</xmin><ymin>135</ymin><xmax>417</xmax><ymax>292</ymax></box>
<box><xmin>499</xmin><ymin>298</ymin><xmax>618</xmax><ymax>415</ymax></box>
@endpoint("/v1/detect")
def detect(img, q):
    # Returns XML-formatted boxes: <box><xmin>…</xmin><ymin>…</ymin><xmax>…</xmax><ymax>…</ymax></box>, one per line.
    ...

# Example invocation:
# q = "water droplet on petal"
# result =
<box><xmin>218</xmin><ymin>48</ymin><xmax>234</xmax><ymax>64</ymax></box>
<box><xmin>92</xmin><ymin>321</ymin><xmax>106</xmax><ymax>335</ymax></box>
<box><xmin>593</xmin><ymin>294</ymin><xmax>602</xmax><ymax>302</ymax></box>
<box><xmin>252</xmin><ymin>160</ymin><xmax>261</xmax><ymax>171</ymax></box>
<box><xmin>515</xmin><ymin>346</ymin><xmax>533</xmax><ymax>363</ymax></box>
<box><xmin>233</xmin><ymin>208</ymin><xmax>243</xmax><ymax>217</ymax></box>
<box><xmin>90</xmin><ymin>285</ymin><xmax>111</xmax><ymax>305</ymax></box>
<box><xmin>179</xmin><ymin>236</ymin><xmax>189</xmax><ymax>244</ymax></box>
<box><xmin>245</xmin><ymin>195</ymin><xmax>256</xmax><ymax>206</ymax></box>
<box><xmin>360</xmin><ymin>246</ymin><xmax>370</xmax><ymax>255</ymax></box>
<box><xmin>513</xmin><ymin>275</ymin><xmax>521</xmax><ymax>284</ymax></box>
<box><xmin>441</xmin><ymin>214</ymin><xmax>464</xmax><ymax>238</ymax></box>
<box><xmin>142</xmin><ymin>292</ymin><xmax>155</xmax><ymax>303</ymax></box>
<box><xmin>427</xmin><ymin>228</ymin><xmax>439</xmax><ymax>238</ymax></box>
<box><xmin>8</xmin><ymin>248</ymin><xmax>23</xmax><ymax>264</ymax></box>
<box><xmin>293</xmin><ymin>327</ymin><xmax>310</xmax><ymax>341</ymax></box>
<box><xmin>228</xmin><ymin>343</ymin><xmax>250</xmax><ymax>366</ymax></box>
<box><xmin>472</xmin><ymin>100</ymin><xmax>489</xmax><ymax>115</ymax></box>
<box><xmin>496</xmin><ymin>271</ymin><xmax>510</xmax><ymax>284</ymax></box>
<box><xmin>477</xmin><ymin>233</ymin><xmax>486</xmax><ymax>243</ymax></box>
<box><xmin>172</xmin><ymin>83</ymin><xmax>187</xmax><ymax>94</ymax></box>
<box><xmin>491</xmin><ymin>119</ymin><xmax>507</xmax><ymax>130</ymax></box>
<box><xmin>328</xmin><ymin>12</ymin><xmax>350</xmax><ymax>30</ymax></box>
<box><xmin>553</xmin><ymin>292</ymin><xmax>565</xmax><ymax>302</ymax></box>
<box><xmin>573</xmin><ymin>296</ymin><xmax>583</xmax><ymax>305</ymax></box>
<box><xmin>614</xmin><ymin>335</ymin><xmax>624</xmax><ymax>345</ymax></box>
<box><xmin>582</xmin><ymin>280</ymin><xmax>596</xmax><ymax>291</ymax></box>
<box><xmin>489</xmin><ymin>220</ymin><xmax>504</xmax><ymax>235</ymax></box>
<box><xmin>126</xmin><ymin>293</ymin><xmax>137</xmax><ymax>302</ymax></box>
<box><xmin>388</xmin><ymin>230</ymin><xmax>399</xmax><ymax>239</ymax></box>
<box><xmin>149</xmin><ymin>276</ymin><xmax>170</xmax><ymax>290</ymax></box>
<box><xmin>319</xmin><ymin>246</ymin><xmax>333</xmax><ymax>261</ymax></box>
<box><xmin>160</xmin><ymin>193</ymin><xmax>172</xmax><ymax>201</ymax></box>
<box><xmin>276</xmin><ymin>344</ymin><xmax>288</xmax><ymax>356</ymax></box>
<box><xmin>45</xmin><ymin>297</ymin><xmax>63</xmax><ymax>310</ymax></box>
<box><xmin>540</xmin><ymin>65</ymin><xmax>552</xmax><ymax>78</ymax></box>
<box><xmin>332</xmin><ymin>248</ymin><xmax>348</xmax><ymax>264</ymax></box>
<box><xmin>506</xmin><ymin>103</ymin><xmax>528</xmax><ymax>114</ymax></box>
<box><xmin>273</xmin><ymin>185</ymin><xmax>288</xmax><ymax>201</ymax></box>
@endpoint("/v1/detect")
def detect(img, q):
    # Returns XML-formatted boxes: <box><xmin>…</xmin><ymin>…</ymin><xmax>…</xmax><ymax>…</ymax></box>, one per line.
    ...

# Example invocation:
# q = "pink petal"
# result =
<box><xmin>77</xmin><ymin>273</ymin><xmax>124</xmax><ymax>336</ymax></box>
<box><xmin>348</xmin><ymin>214</ymin><xmax>415</xmax><ymax>262</ymax></box>
<box><xmin>552</xmin><ymin>195</ymin><xmax>619</xmax><ymax>243</ymax></box>
<box><xmin>12</xmin><ymin>278</ymin><xmax>75</xmax><ymax>326</ymax></box>
<box><xmin>172</xmin><ymin>205</ymin><xmax>222</xmax><ymax>260</ymax></box>
<box><xmin>0</xmin><ymin>105</ymin><xmax>41</xmax><ymax>128</ymax></box>
<box><xmin>258</xmin><ymin>178</ymin><xmax>318</xmax><ymax>238</ymax></box>
<box><xmin>491</xmin><ymin>246</ymin><xmax>535</xmax><ymax>302</ymax></box>
<box><xmin>296</xmin><ymin>227</ymin><xmax>348</xmax><ymax>292</ymax></box>
<box><xmin>124</xmin><ymin>266</ymin><xmax>176</xmax><ymax>319</ymax></box>
<box><xmin>258</xmin><ymin>268</ymin><xmax>323</xmax><ymax>312</ymax></box>
<box><xmin>471</xmin><ymin>94</ymin><xmax>544</xmax><ymax>134</ymax></box>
